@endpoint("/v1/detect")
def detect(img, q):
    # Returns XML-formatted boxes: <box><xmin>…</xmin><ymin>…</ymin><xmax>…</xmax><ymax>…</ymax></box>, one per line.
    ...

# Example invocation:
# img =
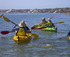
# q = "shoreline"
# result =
<box><xmin>0</xmin><ymin>7</ymin><xmax>70</xmax><ymax>13</ymax></box>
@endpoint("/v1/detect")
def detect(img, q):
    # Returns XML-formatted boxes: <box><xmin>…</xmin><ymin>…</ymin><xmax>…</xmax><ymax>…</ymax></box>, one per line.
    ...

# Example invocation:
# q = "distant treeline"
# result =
<box><xmin>0</xmin><ymin>7</ymin><xmax>70</xmax><ymax>13</ymax></box>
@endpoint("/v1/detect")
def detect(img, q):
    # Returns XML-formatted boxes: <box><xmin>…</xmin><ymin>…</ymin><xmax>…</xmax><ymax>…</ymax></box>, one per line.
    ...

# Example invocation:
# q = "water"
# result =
<box><xmin>0</xmin><ymin>13</ymin><xmax>70</xmax><ymax>57</ymax></box>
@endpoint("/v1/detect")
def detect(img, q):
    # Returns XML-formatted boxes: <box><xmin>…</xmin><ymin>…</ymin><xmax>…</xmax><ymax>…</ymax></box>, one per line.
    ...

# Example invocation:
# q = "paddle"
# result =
<box><xmin>37</xmin><ymin>27</ymin><xmax>46</xmax><ymax>29</ymax></box>
<box><xmin>3</xmin><ymin>16</ymin><xmax>16</xmax><ymax>25</ymax></box>
<box><xmin>0</xmin><ymin>30</ymin><xmax>39</xmax><ymax>40</ymax></box>
<box><xmin>54</xmin><ymin>21</ymin><xmax>64</xmax><ymax>24</ymax></box>
<box><xmin>48</xmin><ymin>16</ymin><xmax>55</xmax><ymax>20</ymax></box>
<box><xmin>0</xmin><ymin>31</ymin><xmax>39</xmax><ymax>38</ymax></box>
<box><xmin>31</xmin><ymin>24</ymin><xmax>40</xmax><ymax>29</ymax></box>
<box><xmin>34</xmin><ymin>24</ymin><xmax>40</xmax><ymax>27</ymax></box>
<box><xmin>31</xmin><ymin>33</ymin><xmax>39</xmax><ymax>40</ymax></box>
<box><xmin>0</xmin><ymin>14</ymin><xmax>4</xmax><ymax>18</ymax></box>
<box><xmin>31</xmin><ymin>27</ymin><xmax>35</xmax><ymax>29</ymax></box>
<box><xmin>3</xmin><ymin>16</ymin><xmax>39</xmax><ymax>38</ymax></box>
<box><xmin>0</xmin><ymin>31</ymin><xmax>11</xmax><ymax>35</ymax></box>
<box><xmin>31</xmin><ymin>26</ymin><xmax>46</xmax><ymax>29</ymax></box>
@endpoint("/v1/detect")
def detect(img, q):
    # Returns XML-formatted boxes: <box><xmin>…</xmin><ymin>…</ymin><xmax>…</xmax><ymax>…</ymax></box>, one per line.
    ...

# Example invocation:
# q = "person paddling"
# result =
<box><xmin>12</xmin><ymin>20</ymin><xmax>31</xmax><ymax>36</ymax></box>
<box><xmin>46</xmin><ymin>18</ymin><xmax>55</xmax><ymax>27</ymax></box>
<box><xmin>39</xmin><ymin>17</ymin><xmax>48</xmax><ymax>26</ymax></box>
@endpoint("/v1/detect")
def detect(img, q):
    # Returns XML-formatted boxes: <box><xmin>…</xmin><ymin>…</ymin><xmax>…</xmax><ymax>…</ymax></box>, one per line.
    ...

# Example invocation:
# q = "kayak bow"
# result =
<box><xmin>34</xmin><ymin>25</ymin><xmax>57</xmax><ymax>32</ymax></box>
<box><xmin>13</xmin><ymin>33</ymin><xmax>31</xmax><ymax>44</ymax></box>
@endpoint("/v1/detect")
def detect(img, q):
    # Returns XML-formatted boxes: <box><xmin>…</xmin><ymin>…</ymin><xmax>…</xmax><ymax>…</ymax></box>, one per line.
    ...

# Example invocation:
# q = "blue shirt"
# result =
<box><xmin>12</xmin><ymin>26</ymin><xmax>28</xmax><ymax>33</ymax></box>
<box><xmin>67</xmin><ymin>31</ymin><xmax>70</xmax><ymax>35</ymax></box>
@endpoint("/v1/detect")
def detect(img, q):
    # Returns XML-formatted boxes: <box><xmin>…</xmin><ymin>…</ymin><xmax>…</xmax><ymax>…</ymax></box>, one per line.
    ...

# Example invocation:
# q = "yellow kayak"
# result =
<box><xmin>13</xmin><ymin>33</ymin><xmax>31</xmax><ymax>44</ymax></box>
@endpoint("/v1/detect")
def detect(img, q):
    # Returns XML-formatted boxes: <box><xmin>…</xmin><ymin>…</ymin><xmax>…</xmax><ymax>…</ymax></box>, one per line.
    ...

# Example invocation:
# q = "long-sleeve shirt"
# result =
<box><xmin>67</xmin><ymin>31</ymin><xmax>70</xmax><ymax>35</ymax></box>
<box><xmin>12</xmin><ymin>26</ymin><xmax>29</xmax><ymax>33</ymax></box>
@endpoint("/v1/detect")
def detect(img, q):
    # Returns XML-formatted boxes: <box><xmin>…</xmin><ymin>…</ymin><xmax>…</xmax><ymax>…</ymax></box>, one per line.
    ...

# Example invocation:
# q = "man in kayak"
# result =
<box><xmin>39</xmin><ymin>17</ymin><xmax>48</xmax><ymax>26</ymax></box>
<box><xmin>47</xmin><ymin>18</ymin><xmax>55</xmax><ymax>27</ymax></box>
<box><xmin>12</xmin><ymin>20</ymin><xmax>31</xmax><ymax>36</ymax></box>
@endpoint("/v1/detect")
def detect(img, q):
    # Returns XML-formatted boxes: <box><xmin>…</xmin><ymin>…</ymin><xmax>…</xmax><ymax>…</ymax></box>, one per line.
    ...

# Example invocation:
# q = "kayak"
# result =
<box><xmin>41</xmin><ymin>27</ymin><xmax>57</xmax><ymax>32</ymax></box>
<box><xmin>34</xmin><ymin>25</ymin><xmax>57</xmax><ymax>32</ymax></box>
<box><xmin>13</xmin><ymin>33</ymin><xmax>31</xmax><ymax>44</ymax></box>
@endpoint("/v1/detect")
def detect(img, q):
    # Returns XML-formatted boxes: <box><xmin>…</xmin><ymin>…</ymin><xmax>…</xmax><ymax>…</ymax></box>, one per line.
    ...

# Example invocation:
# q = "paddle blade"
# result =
<box><xmin>55</xmin><ymin>21</ymin><xmax>64</xmax><ymax>24</ymax></box>
<box><xmin>31</xmin><ymin>27</ymin><xmax>35</xmax><ymax>29</ymax></box>
<box><xmin>1</xmin><ymin>31</ymin><xmax>10</xmax><ymax>35</ymax></box>
<box><xmin>3</xmin><ymin>16</ymin><xmax>11</xmax><ymax>22</ymax></box>
<box><xmin>34</xmin><ymin>24</ymin><xmax>40</xmax><ymax>27</ymax></box>
<box><xmin>32</xmin><ymin>33</ymin><xmax>39</xmax><ymax>38</ymax></box>
<box><xmin>0</xmin><ymin>14</ymin><xmax>4</xmax><ymax>18</ymax></box>
<box><xmin>58</xmin><ymin>21</ymin><xmax>64</xmax><ymax>23</ymax></box>
<box><xmin>37</xmin><ymin>27</ymin><xmax>46</xmax><ymax>29</ymax></box>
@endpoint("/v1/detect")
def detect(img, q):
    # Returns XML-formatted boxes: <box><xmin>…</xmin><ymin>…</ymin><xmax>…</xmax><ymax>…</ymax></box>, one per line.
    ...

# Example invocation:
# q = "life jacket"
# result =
<box><xmin>16</xmin><ymin>27</ymin><xmax>26</xmax><ymax>36</ymax></box>
<box><xmin>48</xmin><ymin>21</ymin><xmax>52</xmax><ymax>27</ymax></box>
<box><xmin>41</xmin><ymin>21</ymin><xmax>47</xmax><ymax>26</ymax></box>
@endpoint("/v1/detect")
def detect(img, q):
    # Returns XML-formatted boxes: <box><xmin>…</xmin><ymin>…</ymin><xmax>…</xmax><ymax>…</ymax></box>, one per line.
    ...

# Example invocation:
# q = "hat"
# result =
<box><xmin>48</xmin><ymin>18</ymin><xmax>50</xmax><ymax>20</ymax></box>
<box><xmin>46</xmin><ymin>18</ymin><xmax>51</xmax><ymax>21</ymax></box>
<box><xmin>18</xmin><ymin>21</ymin><xmax>27</xmax><ymax>27</ymax></box>
<box><xmin>41</xmin><ymin>17</ymin><xmax>45</xmax><ymax>20</ymax></box>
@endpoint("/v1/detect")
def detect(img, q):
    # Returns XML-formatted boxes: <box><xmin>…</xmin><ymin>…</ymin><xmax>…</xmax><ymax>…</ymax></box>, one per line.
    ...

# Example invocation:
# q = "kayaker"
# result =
<box><xmin>67</xmin><ymin>31</ymin><xmax>70</xmax><ymax>36</ymax></box>
<box><xmin>47</xmin><ymin>18</ymin><xmax>55</xmax><ymax>27</ymax></box>
<box><xmin>39</xmin><ymin>17</ymin><xmax>48</xmax><ymax>26</ymax></box>
<box><xmin>12</xmin><ymin>20</ymin><xmax>31</xmax><ymax>36</ymax></box>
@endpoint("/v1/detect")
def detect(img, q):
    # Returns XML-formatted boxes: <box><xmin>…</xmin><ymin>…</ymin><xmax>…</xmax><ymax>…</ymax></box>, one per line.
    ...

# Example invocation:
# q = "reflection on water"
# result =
<box><xmin>0</xmin><ymin>13</ymin><xmax>70</xmax><ymax>57</ymax></box>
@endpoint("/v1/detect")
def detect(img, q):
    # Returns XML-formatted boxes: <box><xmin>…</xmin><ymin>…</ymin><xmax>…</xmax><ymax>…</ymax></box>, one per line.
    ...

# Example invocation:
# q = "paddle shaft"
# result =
<box><xmin>11</xmin><ymin>21</ymin><xmax>17</xmax><ymax>25</ymax></box>
<box><xmin>49</xmin><ymin>16</ymin><xmax>55</xmax><ymax>20</ymax></box>
<box><xmin>0</xmin><ymin>14</ymin><xmax>4</xmax><ymax>18</ymax></box>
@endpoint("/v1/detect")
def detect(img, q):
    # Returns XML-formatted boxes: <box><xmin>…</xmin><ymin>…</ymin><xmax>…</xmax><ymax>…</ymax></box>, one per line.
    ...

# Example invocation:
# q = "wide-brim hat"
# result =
<box><xmin>18</xmin><ymin>20</ymin><xmax>27</xmax><ymax>27</ymax></box>
<box><xmin>41</xmin><ymin>17</ymin><xmax>45</xmax><ymax>20</ymax></box>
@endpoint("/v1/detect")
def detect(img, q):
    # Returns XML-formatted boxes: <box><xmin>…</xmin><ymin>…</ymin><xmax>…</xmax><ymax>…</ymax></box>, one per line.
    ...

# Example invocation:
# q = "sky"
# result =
<box><xmin>0</xmin><ymin>0</ymin><xmax>70</xmax><ymax>9</ymax></box>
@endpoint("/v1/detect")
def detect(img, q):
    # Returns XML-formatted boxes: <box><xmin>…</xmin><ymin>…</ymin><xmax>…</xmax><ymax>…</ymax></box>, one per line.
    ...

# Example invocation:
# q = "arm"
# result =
<box><xmin>26</xmin><ymin>26</ymin><xmax>31</xmax><ymax>33</ymax></box>
<box><xmin>52</xmin><ymin>23</ymin><xmax>55</xmax><ymax>27</ymax></box>
<box><xmin>67</xmin><ymin>31</ymin><xmax>70</xmax><ymax>36</ymax></box>
<box><xmin>26</xmin><ymin>26</ymin><xmax>29</xmax><ymax>30</ymax></box>
<box><xmin>12</xmin><ymin>25</ymin><xmax>19</xmax><ymax>31</ymax></box>
<box><xmin>39</xmin><ymin>22</ymin><xmax>42</xmax><ymax>26</ymax></box>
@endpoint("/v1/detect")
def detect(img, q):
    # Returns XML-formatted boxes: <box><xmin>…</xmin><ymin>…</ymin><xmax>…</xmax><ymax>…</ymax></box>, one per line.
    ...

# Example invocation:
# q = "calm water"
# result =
<box><xmin>0</xmin><ymin>13</ymin><xmax>70</xmax><ymax>57</ymax></box>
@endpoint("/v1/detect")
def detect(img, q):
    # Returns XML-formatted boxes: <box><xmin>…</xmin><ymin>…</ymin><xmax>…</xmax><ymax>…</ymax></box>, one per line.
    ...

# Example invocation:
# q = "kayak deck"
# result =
<box><xmin>41</xmin><ymin>27</ymin><xmax>57</xmax><ymax>32</ymax></box>
<box><xmin>13</xmin><ymin>33</ymin><xmax>31</xmax><ymax>44</ymax></box>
